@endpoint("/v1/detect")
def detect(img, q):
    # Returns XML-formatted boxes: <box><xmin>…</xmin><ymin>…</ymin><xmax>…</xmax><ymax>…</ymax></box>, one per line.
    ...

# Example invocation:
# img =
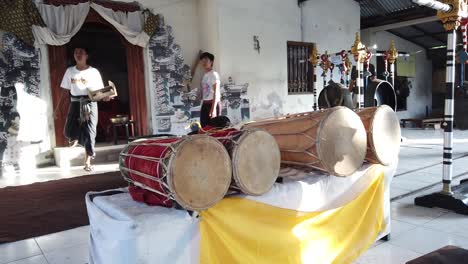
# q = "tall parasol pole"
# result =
<box><xmin>387</xmin><ymin>40</ymin><xmax>398</xmax><ymax>89</ymax></box>
<box><xmin>310</xmin><ymin>44</ymin><xmax>319</xmax><ymax>111</ymax></box>
<box><xmin>351</xmin><ymin>32</ymin><xmax>367</xmax><ymax>109</ymax></box>
<box><xmin>414</xmin><ymin>0</ymin><xmax>468</xmax><ymax>215</ymax></box>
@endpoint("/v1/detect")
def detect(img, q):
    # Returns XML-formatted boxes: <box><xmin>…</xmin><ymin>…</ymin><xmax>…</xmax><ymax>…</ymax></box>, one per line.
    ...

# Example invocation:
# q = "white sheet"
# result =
<box><xmin>33</xmin><ymin>2</ymin><xmax>150</xmax><ymax>47</ymax></box>
<box><xmin>86</xmin><ymin>163</ymin><xmax>396</xmax><ymax>264</ymax></box>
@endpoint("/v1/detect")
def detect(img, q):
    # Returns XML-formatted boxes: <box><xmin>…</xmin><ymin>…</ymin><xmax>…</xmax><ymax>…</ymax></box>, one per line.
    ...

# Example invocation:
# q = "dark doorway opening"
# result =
<box><xmin>67</xmin><ymin>23</ymin><xmax>130</xmax><ymax>143</ymax></box>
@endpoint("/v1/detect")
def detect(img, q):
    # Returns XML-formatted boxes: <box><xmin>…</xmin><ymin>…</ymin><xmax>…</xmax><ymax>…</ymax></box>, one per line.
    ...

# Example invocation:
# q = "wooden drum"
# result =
<box><xmin>355</xmin><ymin>105</ymin><xmax>401</xmax><ymax>165</ymax></box>
<box><xmin>119</xmin><ymin>135</ymin><xmax>232</xmax><ymax>211</ymax></box>
<box><xmin>243</xmin><ymin>106</ymin><xmax>367</xmax><ymax>177</ymax></box>
<box><xmin>208</xmin><ymin>129</ymin><xmax>281</xmax><ymax>196</ymax></box>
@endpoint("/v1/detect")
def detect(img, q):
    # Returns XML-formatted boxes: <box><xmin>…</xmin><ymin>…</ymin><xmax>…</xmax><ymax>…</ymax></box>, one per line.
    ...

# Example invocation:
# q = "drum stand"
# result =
<box><xmin>413</xmin><ymin>0</ymin><xmax>468</xmax><ymax>215</ymax></box>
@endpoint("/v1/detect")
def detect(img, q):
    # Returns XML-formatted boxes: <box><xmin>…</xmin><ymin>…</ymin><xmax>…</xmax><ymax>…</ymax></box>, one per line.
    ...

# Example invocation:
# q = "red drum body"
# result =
<box><xmin>119</xmin><ymin>135</ymin><xmax>232</xmax><ymax>211</ymax></box>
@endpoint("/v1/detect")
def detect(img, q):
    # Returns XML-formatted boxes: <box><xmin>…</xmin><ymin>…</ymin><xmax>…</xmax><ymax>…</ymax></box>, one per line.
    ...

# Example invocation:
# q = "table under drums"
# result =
<box><xmin>86</xmin><ymin>162</ymin><xmax>397</xmax><ymax>264</ymax></box>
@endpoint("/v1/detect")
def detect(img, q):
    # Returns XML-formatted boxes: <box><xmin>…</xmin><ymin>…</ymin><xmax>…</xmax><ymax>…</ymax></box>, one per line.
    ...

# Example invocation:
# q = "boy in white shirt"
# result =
<box><xmin>58</xmin><ymin>47</ymin><xmax>107</xmax><ymax>171</ymax></box>
<box><xmin>199</xmin><ymin>52</ymin><xmax>221</xmax><ymax>127</ymax></box>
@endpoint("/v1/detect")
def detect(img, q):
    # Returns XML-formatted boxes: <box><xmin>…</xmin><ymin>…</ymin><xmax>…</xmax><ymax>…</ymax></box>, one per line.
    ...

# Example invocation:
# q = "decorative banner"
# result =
<box><xmin>149</xmin><ymin>16</ymin><xmax>196</xmax><ymax>135</ymax></box>
<box><xmin>397</xmin><ymin>55</ymin><xmax>416</xmax><ymax>77</ymax></box>
<box><xmin>221</xmin><ymin>77</ymin><xmax>250</xmax><ymax>126</ymax></box>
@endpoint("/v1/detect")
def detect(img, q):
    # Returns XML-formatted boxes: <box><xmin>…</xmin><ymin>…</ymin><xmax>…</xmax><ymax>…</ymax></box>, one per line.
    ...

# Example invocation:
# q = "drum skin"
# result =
<box><xmin>243</xmin><ymin>107</ymin><xmax>367</xmax><ymax>177</ymax></box>
<box><xmin>120</xmin><ymin>135</ymin><xmax>232</xmax><ymax>211</ymax></box>
<box><xmin>207</xmin><ymin>129</ymin><xmax>281</xmax><ymax>196</ymax></box>
<box><xmin>232</xmin><ymin>129</ymin><xmax>281</xmax><ymax>196</ymax></box>
<box><xmin>355</xmin><ymin>105</ymin><xmax>401</xmax><ymax>165</ymax></box>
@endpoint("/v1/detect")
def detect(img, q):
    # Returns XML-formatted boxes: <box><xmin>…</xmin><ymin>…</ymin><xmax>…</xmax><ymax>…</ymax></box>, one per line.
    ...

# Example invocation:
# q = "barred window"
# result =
<box><xmin>287</xmin><ymin>41</ymin><xmax>315</xmax><ymax>94</ymax></box>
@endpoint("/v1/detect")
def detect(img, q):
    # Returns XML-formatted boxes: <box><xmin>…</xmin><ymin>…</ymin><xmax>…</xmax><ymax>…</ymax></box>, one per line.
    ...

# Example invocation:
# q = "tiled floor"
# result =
<box><xmin>2</xmin><ymin>128</ymin><xmax>468</xmax><ymax>263</ymax></box>
<box><xmin>0</xmin><ymin>163</ymin><xmax>119</xmax><ymax>188</ymax></box>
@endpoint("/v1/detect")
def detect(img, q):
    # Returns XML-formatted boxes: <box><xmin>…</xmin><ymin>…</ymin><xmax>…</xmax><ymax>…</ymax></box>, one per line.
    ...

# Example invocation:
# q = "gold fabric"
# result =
<box><xmin>0</xmin><ymin>0</ymin><xmax>45</xmax><ymax>46</ymax></box>
<box><xmin>143</xmin><ymin>12</ymin><xmax>158</xmax><ymax>37</ymax></box>
<box><xmin>200</xmin><ymin>167</ymin><xmax>386</xmax><ymax>264</ymax></box>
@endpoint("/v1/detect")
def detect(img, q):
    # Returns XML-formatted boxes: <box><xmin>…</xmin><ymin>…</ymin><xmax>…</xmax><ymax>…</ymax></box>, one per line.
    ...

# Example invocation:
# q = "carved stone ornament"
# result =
<box><xmin>437</xmin><ymin>0</ymin><xmax>468</xmax><ymax>31</ymax></box>
<box><xmin>387</xmin><ymin>40</ymin><xmax>398</xmax><ymax>64</ymax></box>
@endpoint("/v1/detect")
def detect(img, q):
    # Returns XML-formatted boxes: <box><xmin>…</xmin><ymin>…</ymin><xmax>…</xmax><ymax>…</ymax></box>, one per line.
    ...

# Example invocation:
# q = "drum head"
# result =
<box><xmin>232</xmin><ymin>129</ymin><xmax>281</xmax><ymax>196</ymax></box>
<box><xmin>168</xmin><ymin>135</ymin><xmax>232</xmax><ymax>211</ymax></box>
<box><xmin>370</xmin><ymin>105</ymin><xmax>401</xmax><ymax>165</ymax></box>
<box><xmin>317</xmin><ymin>107</ymin><xmax>367</xmax><ymax>176</ymax></box>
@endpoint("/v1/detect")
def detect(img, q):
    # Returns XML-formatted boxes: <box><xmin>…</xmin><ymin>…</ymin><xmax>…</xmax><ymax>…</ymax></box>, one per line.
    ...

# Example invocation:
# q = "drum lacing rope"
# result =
<box><xmin>122</xmin><ymin>175</ymin><xmax>174</xmax><ymax>200</ymax></box>
<box><xmin>281</xmin><ymin>160</ymin><xmax>320</xmax><ymax>168</ymax></box>
<box><xmin>122</xmin><ymin>140</ymin><xmax>178</xmax><ymax>204</ymax></box>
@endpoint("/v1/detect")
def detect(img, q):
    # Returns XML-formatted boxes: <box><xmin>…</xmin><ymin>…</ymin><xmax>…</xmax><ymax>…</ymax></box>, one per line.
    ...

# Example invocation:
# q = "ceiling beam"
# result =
<box><xmin>365</xmin><ymin>16</ymin><xmax>440</xmax><ymax>32</ymax></box>
<box><xmin>387</xmin><ymin>29</ymin><xmax>429</xmax><ymax>49</ymax></box>
<box><xmin>410</xmin><ymin>24</ymin><xmax>447</xmax><ymax>43</ymax></box>
<box><xmin>362</xmin><ymin>5</ymin><xmax>436</xmax><ymax>28</ymax></box>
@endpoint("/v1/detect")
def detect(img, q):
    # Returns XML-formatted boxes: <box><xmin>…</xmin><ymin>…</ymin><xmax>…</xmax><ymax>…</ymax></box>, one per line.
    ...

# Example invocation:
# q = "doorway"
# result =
<box><xmin>49</xmin><ymin>9</ymin><xmax>148</xmax><ymax>147</ymax></box>
<box><xmin>68</xmin><ymin>23</ymin><xmax>130</xmax><ymax>143</ymax></box>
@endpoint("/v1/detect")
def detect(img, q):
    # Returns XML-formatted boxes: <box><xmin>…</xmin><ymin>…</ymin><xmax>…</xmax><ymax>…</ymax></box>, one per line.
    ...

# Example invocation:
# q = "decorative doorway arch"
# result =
<box><xmin>48</xmin><ymin>4</ymin><xmax>147</xmax><ymax>147</ymax></box>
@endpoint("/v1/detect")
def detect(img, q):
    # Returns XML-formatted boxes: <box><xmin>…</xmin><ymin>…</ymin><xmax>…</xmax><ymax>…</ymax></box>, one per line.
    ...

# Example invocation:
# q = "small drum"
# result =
<box><xmin>355</xmin><ymin>105</ymin><xmax>401</xmax><ymax>165</ymax></box>
<box><xmin>207</xmin><ymin>128</ymin><xmax>281</xmax><ymax>196</ymax></box>
<box><xmin>243</xmin><ymin>106</ymin><xmax>367</xmax><ymax>177</ymax></box>
<box><xmin>119</xmin><ymin>135</ymin><xmax>232</xmax><ymax>211</ymax></box>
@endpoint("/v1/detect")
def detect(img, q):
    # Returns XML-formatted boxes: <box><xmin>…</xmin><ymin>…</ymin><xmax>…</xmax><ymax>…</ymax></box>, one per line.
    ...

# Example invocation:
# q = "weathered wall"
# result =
<box><xmin>215</xmin><ymin>0</ymin><xmax>360</xmax><ymax>119</ymax></box>
<box><xmin>361</xmin><ymin>29</ymin><xmax>432</xmax><ymax>119</ymax></box>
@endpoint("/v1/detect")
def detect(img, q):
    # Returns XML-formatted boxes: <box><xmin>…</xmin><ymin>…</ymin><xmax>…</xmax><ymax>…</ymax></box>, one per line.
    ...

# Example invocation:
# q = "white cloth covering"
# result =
<box><xmin>86</xmin><ymin>163</ymin><xmax>396</xmax><ymax>264</ymax></box>
<box><xmin>32</xmin><ymin>2</ymin><xmax>150</xmax><ymax>47</ymax></box>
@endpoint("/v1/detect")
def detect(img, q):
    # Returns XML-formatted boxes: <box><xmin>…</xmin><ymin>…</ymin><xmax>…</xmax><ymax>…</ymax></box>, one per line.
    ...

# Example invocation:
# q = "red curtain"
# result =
<box><xmin>48</xmin><ymin>45</ymin><xmax>69</xmax><ymax>147</ymax></box>
<box><xmin>126</xmin><ymin>44</ymin><xmax>148</xmax><ymax>136</ymax></box>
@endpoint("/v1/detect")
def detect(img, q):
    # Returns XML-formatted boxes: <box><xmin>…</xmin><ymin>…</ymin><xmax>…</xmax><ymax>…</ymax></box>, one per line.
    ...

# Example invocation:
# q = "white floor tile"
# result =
<box><xmin>5</xmin><ymin>255</ymin><xmax>48</xmax><ymax>264</ymax></box>
<box><xmin>354</xmin><ymin>243</ymin><xmax>420</xmax><ymax>264</ymax></box>
<box><xmin>35</xmin><ymin>226</ymin><xmax>89</xmax><ymax>253</ymax></box>
<box><xmin>399</xmin><ymin>171</ymin><xmax>442</xmax><ymax>184</ymax></box>
<box><xmin>390</xmin><ymin>219</ymin><xmax>418</xmax><ymax>239</ymax></box>
<box><xmin>0</xmin><ymin>239</ymin><xmax>42</xmax><ymax>264</ymax></box>
<box><xmin>391</xmin><ymin>177</ymin><xmax>431</xmax><ymax>191</ymax></box>
<box><xmin>391</xmin><ymin>203</ymin><xmax>449</xmax><ymax>225</ymax></box>
<box><xmin>44</xmin><ymin>243</ymin><xmax>88</xmax><ymax>264</ymax></box>
<box><xmin>392</xmin><ymin>186</ymin><xmax>442</xmax><ymax>205</ymax></box>
<box><xmin>390</xmin><ymin>226</ymin><xmax>468</xmax><ymax>254</ymax></box>
<box><xmin>423</xmin><ymin>212</ymin><xmax>468</xmax><ymax>238</ymax></box>
<box><xmin>391</xmin><ymin>187</ymin><xmax>410</xmax><ymax>198</ymax></box>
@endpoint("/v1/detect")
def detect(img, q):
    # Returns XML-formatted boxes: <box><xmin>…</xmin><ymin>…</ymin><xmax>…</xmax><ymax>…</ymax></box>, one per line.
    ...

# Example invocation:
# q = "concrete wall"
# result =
<box><xmin>198</xmin><ymin>0</ymin><xmax>220</xmax><ymax>70</ymax></box>
<box><xmin>215</xmin><ymin>0</ymin><xmax>361</xmax><ymax>119</ymax></box>
<box><xmin>361</xmin><ymin>30</ymin><xmax>432</xmax><ymax>119</ymax></box>
<box><xmin>123</xmin><ymin>0</ymin><xmax>201</xmax><ymax>68</ymax></box>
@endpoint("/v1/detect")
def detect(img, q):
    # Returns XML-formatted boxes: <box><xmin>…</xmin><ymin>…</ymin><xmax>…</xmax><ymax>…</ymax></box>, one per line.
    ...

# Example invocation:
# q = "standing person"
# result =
<box><xmin>56</xmin><ymin>47</ymin><xmax>107</xmax><ymax>171</ymax></box>
<box><xmin>199</xmin><ymin>52</ymin><xmax>221</xmax><ymax>127</ymax></box>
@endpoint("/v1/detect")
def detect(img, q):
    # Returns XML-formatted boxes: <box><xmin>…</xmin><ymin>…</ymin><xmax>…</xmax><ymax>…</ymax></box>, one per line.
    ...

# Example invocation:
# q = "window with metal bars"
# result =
<box><xmin>287</xmin><ymin>41</ymin><xmax>315</xmax><ymax>94</ymax></box>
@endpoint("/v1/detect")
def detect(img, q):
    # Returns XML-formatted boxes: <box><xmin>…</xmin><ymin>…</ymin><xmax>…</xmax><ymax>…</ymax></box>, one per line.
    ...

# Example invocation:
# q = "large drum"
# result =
<box><xmin>119</xmin><ymin>135</ymin><xmax>232</xmax><ymax>211</ymax></box>
<box><xmin>243</xmin><ymin>107</ymin><xmax>367</xmax><ymax>177</ymax></box>
<box><xmin>355</xmin><ymin>105</ymin><xmax>401</xmax><ymax>165</ymax></box>
<box><xmin>206</xmin><ymin>128</ymin><xmax>281</xmax><ymax>196</ymax></box>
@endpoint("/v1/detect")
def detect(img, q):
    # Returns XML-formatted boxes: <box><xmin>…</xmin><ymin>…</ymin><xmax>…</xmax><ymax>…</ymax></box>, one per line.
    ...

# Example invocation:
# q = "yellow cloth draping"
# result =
<box><xmin>200</xmin><ymin>167</ymin><xmax>385</xmax><ymax>264</ymax></box>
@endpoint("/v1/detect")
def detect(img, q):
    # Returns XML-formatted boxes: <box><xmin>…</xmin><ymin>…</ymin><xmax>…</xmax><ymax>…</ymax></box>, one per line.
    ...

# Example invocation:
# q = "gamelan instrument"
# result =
<box><xmin>119</xmin><ymin>135</ymin><xmax>232</xmax><ymax>211</ymax></box>
<box><xmin>355</xmin><ymin>105</ymin><xmax>401</xmax><ymax>165</ymax></box>
<box><xmin>243</xmin><ymin>106</ymin><xmax>367</xmax><ymax>177</ymax></box>
<box><xmin>88</xmin><ymin>81</ymin><xmax>118</xmax><ymax>102</ymax></box>
<box><xmin>207</xmin><ymin>128</ymin><xmax>281</xmax><ymax>196</ymax></box>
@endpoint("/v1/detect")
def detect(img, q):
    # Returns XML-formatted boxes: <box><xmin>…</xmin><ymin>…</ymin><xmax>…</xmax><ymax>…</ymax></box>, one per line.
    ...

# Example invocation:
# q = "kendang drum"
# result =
<box><xmin>243</xmin><ymin>106</ymin><xmax>367</xmax><ymax>177</ymax></box>
<box><xmin>355</xmin><ymin>105</ymin><xmax>401</xmax><ymax>165</ymax></box>
<box><xmin>206</xmin><ymin>128</ymin><xmax>281</xmax><ymax>196</ymax></box>
<box><xmin>119</xmin><ymin>135</ymin><xmax>232</xmax><ymax>211</ymax></box>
